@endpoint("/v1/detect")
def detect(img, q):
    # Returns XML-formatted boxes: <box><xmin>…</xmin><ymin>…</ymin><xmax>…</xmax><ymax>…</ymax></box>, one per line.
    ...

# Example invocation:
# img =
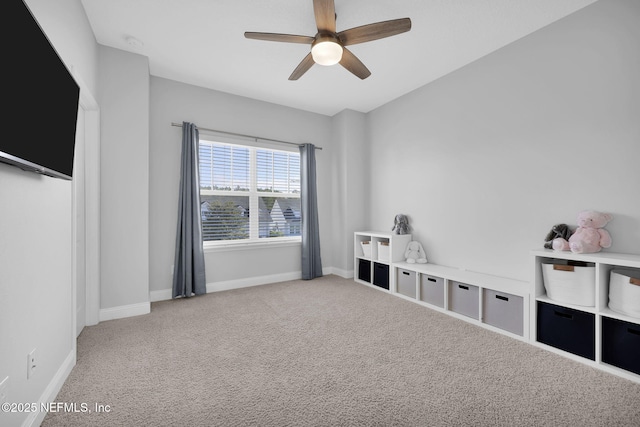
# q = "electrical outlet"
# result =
<box><xmin>27</xmin><ymin>349</ymin><xmax>37</xmax><ymax>379</ymax></box>
<box><xmin>0</xmin><ymin>376</ymin><xmax>8</xmax><ymax>404</ymax></box>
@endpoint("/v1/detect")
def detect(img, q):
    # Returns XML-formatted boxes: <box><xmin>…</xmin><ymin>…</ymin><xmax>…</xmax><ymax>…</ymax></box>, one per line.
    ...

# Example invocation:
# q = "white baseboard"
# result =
<box><xmin>207</xmin><ymin>271</ymin><xmax>303</xmax><ymax>293</ymax></box>
<box><xmin>150</xmin><ymin>268</ymin><xmax>339</xmax><ymax>302</ymax></box>
<box><xmin>330</xmin><ymin>267</ymin><xmax>353</xmax><ymax>279</ymax></box>
<box><xmin>99</xmin><ymin>302</ymin><xmax>150</xmax><ymax>322</ymax></box>
<box><xmin>23</xmin><ymin>349</ymin><xmax>76</xmax><ymax>427</ymax></box>
<box><xmin>149</xmin><ymin>289</ymin><xmax>173</xmax><ymax>302</ymax></box>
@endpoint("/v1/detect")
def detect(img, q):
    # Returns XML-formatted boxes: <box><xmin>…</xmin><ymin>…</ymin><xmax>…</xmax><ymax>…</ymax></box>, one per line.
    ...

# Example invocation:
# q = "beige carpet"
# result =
<box><xmin>43</xmin><ymin>275</ymin><xmax>640</xmax><ymax>426</ymax></box>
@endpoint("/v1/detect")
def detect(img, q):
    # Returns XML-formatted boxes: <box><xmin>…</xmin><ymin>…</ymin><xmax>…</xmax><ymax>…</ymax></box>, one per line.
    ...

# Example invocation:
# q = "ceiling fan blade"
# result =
<box><xmin>245</xmin><ymin>32</ymin><xmax>314</xmax><ymax>44</ymax></box>
<box><xmin>289</xmin><ymin>53</ymin><xmax>316</xmax><ymax>80</ymax></box>
<box><xmin>313</xmin><ymin>0</ymin><xmax>336</xmax><ymax>32</ymax></box>
<box><xmin>338</xmin><ymin>18</ymin><xmax>411</xmax><ymax>46</ymax></box>
<box><xmin>339</xmin><ymin>48</ymin><xmax>371</xmax><ymax>80</ymax></box>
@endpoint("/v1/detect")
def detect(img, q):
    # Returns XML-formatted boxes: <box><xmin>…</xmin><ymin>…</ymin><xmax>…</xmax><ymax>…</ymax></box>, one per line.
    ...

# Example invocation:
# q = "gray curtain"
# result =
<box><xmin>300</xmin><ymin>143</ymin><xmax>323</xmax><ymax>280</ymax></box>
<box><xmin>172</xmin><ymin>122</ymin><xmax>206</xmax><ymax>297</ymax></box>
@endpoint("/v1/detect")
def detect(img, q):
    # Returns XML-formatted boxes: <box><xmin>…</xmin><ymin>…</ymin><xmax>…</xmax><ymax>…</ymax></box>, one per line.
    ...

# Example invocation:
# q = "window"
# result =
<box><xmin>199</xmin><ymin>139</ymin><xmax>301</xmax><ymax>244</ymax></box>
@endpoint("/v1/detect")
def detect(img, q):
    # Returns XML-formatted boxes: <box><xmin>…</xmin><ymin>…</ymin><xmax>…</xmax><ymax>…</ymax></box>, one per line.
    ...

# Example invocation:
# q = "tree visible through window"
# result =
<box><xmin>199</xmin><ymin>140</ymin><xmax>301</xmax><ymax>243</ymax></box>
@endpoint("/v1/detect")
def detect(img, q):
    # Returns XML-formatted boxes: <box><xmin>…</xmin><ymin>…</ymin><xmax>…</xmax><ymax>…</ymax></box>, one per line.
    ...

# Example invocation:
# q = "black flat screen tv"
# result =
<box><xmin>1</xmin><ymin>0</ymin><xmax>80</xmax><ymax>180</ymax></box>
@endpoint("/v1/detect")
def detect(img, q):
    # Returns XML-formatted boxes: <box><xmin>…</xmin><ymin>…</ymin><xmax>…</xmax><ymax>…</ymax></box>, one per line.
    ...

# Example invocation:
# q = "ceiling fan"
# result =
<box><xmin>244</xmin><ymin>0</ymin><xmax>411</xmax><ymax>80</ymax></box>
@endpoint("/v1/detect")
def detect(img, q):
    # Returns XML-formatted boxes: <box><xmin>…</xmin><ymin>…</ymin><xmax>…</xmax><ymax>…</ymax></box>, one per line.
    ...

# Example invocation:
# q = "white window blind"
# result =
<box><xmin>199</xmin><ymin>140</ymin><xmax>301</xmax><ymax>243</ymax></box>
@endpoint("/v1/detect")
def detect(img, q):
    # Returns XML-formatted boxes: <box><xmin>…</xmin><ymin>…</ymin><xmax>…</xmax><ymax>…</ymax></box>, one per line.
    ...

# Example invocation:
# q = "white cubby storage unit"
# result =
<box><xmin>531</xmin><ymin>249</ymin><xmax>640</xmax><ymax>383</ymax></box>
<box><xmin>393</xmin><ymin>262</ymin><xmax>529</xmax><ymax>340</ymax></box>
<box><xmin>354</xmin><ymin>231</ymin><xmax>529</xmax><ymax>340</ymax></box>
<box><xmin>354</xmin><ymin>232</ymin><xmax>412</xmax><ymax>292</ymax></box>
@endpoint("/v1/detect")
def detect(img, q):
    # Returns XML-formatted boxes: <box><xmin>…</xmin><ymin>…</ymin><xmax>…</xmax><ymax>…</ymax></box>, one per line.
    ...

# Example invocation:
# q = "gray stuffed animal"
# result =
<box><xmin>392</xmin><ymin>214</ymin><xmax>410</xmax><ymax>235</ymax></box>
<box><xmin>544</xmin><ymin>223</ymin><xmax>572</xmax><ymax>249</ymax></box>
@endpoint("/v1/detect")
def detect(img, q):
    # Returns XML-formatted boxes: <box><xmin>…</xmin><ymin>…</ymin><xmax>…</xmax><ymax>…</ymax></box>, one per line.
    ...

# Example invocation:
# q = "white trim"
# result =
<box><xmin>206</xmin><ymin>271</ymin><xmax>303</xmax><ymax>293</ymax></box>
<box><xmin>204</xmin><ymin>238</ymin><xmax>301</xmax><ymax>253</ymax></box>
<box><xmin>330</xmin><ymin>267</ymin><xmax>353</xmax><ymax>279</ymax></box>
<box><xmin>83</xmin><ymin>109</ymin><xmax>100</xmax><ymax>327</ymax></box>
<box><xmin>150</xmin><ymin>268</ymin><xmax>337</xmax><ymax>303</ymax></box>
<box><xmin>22</xmin><ymin>350</ymin><xmax>76</xmax><ymax>427</ymax></box>
<box><xmin>71</xmin><ymin>65</ymin><xmax>101</xmax><ymax>328</ymax></box>
<box><xmin>99</xmin><ymin>302</ymin><xmax>150</xmax><ymax>322</ymax></box>
<box><xmin>208</xmin><ymin>268</ymin><xmax>336</xmax><ymax>293</ymax></box>
<box><xmin>150</xmin><ymin>289</ymin><xmax>173</xmax><ymax>302</ymax></box>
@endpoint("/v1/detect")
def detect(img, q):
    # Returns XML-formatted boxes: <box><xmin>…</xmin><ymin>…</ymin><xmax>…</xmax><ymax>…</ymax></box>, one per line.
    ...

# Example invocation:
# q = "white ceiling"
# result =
<box><xmin>80</xmin><ymin>0</ymin><xmax>597</xmax><ymax>116</ymax></box>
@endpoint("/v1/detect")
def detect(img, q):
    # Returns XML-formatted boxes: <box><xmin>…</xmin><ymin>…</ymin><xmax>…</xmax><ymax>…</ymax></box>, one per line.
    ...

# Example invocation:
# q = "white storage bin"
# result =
<box><xmin>609</xmin><ymin>269</ymin><xmax>640</xmax><ymax>318</ymax></box>
<box><xmin>360</xmin><ymin>241</ymin><xmax>371</xmax><ymax>258</ymax></box>
<box><xmin>377</xmin><ymin>241</ymin><xmax>390</xmax><ymax>261</ymax></box>
<box><xmin>542</xmin><ymin>262</ymin><xmax>595</xmax><ymax>307</ymax></box>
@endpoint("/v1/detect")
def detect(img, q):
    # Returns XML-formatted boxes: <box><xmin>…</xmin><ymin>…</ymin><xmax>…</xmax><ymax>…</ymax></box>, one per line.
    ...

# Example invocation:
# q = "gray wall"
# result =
<box><xmin>98</xmin><ymin>46</ymin><xmax>150</xmax><ymax>311</ymax></box>
<box><xmin>148</xmin><ymin>77</ymin><xmax>334</xmax><ymax>294</ymax></box>
<box><xmin>0</xmin><ymin>1</ymin><xmax>98</xmax><ymax>426</ymax></box>
<box><xmin>330</xmin><ymin>109</ymin><xmax>369</xmax><ymax>276</ymax></box>
<box><xmin>367</xmin><ymin>0</ymin><xmax>640</xmax><ymax>281</ymax></box>
<box><xmin>0</xmin><ymin>167</ymin><xmax>74</xmax><ymax>427</ymax></box>
<box><xmin>3</xmin><ymin>1</ymin><xmax>640</xmax><ymax>425</ymax></box>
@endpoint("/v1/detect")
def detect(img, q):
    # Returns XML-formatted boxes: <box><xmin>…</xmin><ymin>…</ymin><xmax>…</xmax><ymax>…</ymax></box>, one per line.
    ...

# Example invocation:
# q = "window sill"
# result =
<box><xmin>203</xmin><ymin>238</ymin><xmax>301</xmax><ymax>253</ymax></box>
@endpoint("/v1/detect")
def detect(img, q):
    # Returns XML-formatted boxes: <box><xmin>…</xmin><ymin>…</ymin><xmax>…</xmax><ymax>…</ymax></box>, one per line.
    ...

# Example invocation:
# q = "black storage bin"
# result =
<box><xmin>373</xmin><ymin>262</ymin><xmax>389</xmax><ymax>290</ymax></box>
<box><xmin>602</xmin><ymin>317</ymin><xmax>640</xmax><ymax>375</ymax></box>
<box><xmin>358</xmin><ymin>259</ymin><xmax>371</xmax><ymax>283</ymax></box>
<box><xmin>537</xmin><ymin>301</ymin><xmax>595</xmax><ymax>360</ymax></box>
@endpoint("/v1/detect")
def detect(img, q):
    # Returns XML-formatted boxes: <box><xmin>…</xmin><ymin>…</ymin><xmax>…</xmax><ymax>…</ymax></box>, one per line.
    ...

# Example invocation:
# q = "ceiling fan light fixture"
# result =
<box><xmin>245</xmin><ymin>0</ymin><xmax>412</xmax><ymax>80</ymax></box>
<box><xmin>311</xmin><ymin>39</ymin><xmax>343</xmax><ymax>66</ymax></box>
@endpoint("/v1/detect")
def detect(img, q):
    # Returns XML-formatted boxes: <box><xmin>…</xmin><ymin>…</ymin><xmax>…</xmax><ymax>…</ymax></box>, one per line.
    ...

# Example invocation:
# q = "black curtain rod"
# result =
<box><xmin>171</xmin><ymin>122</ymin><xmax>322</xmax><ymax>150</ymax></box>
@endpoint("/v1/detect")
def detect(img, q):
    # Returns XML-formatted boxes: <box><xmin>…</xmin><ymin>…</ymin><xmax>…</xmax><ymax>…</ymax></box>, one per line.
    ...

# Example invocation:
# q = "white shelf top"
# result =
<box><xmin>534</xmin><ymin>295</ymin><xmax>597</xmax><ymax>314</ymax></box>
<box><xmin>531</xmin><ymin>248</ymin><xmax>640</xmax><ymax>268</ymax></box>
<box><xmin>394</xmin><ymin>261</ymin><xmax>529</xmax><ymax>296</ymax></box>
<box><xmin>600</xmin><ymin>307</ymin><xmax>640</xmax><ymax>325</ymax></box>
<box><xmin>355</xmin><ymin>231</ymin><xmax>412</xmax><ymax>239</ymax></box>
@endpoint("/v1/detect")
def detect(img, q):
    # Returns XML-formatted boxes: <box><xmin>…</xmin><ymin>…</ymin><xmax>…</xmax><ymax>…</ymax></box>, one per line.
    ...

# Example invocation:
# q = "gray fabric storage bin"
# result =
<box><xmin>449</xmin><ymin>281</ymin><xmax>479</xmax><ymax>319</ymax></box>
<box><xmin>397</xmin><ymin>268</ymin><xmax>416</xmax><ymax>298</ymax></box>
<box><xmin>482</xmin><ymin>289</ymin><xmax>523</xmax><ymax>336</ymax></box>
<box><xmin>420</xmin><ymin>274</ymin><xmax>445</xmax><ymax>308</ymax></box>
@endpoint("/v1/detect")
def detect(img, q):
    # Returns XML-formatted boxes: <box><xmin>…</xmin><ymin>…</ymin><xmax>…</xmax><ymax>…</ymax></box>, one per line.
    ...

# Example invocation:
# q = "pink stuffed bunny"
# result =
<box><xmin>552</xmin><ymin>210</ymin><xmax>612</xmax><ymax>253</ymax></box>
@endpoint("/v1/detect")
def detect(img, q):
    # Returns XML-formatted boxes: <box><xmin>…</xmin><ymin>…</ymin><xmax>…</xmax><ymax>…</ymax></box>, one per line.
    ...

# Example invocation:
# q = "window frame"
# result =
<box><xmin>198</xmin><ymin>136</ymin><xmax>302</xmax><ymax>249</ymax></box>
